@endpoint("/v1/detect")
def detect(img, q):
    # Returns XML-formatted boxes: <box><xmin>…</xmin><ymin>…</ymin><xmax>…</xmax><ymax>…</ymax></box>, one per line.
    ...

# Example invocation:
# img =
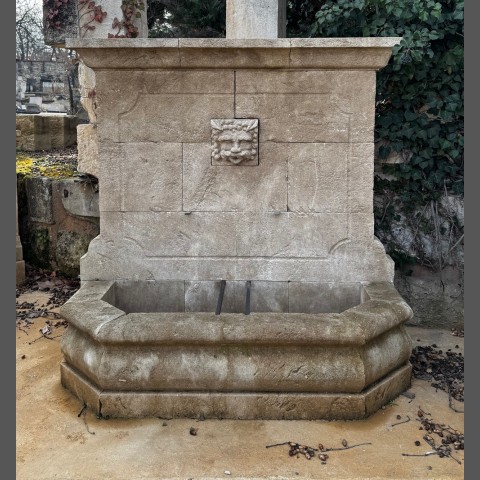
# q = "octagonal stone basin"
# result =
<box><xmin>60</xmin><ymin>281</ymin><xmax>413</xmax><ymax>420</ymax></box>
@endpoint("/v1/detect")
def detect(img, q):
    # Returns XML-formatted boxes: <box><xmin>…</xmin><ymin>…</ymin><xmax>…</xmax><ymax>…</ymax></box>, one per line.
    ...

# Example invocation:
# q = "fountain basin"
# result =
<box><xmin>60</xmin><ymin>280</ymin><xmax>412</xmax><ymax>419</ymax></box>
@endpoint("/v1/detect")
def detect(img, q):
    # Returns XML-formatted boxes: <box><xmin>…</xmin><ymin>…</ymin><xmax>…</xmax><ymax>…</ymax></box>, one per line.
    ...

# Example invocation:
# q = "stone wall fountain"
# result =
<box><xmin>59</xmin><ymin>0</ymin><xmax>413</xmax><ymax>419</ymax></box>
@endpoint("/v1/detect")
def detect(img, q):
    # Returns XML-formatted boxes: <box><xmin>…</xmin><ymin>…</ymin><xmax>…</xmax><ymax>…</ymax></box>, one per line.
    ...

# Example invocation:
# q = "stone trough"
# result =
<box><xmin>61</xmin><ymin>280</ymin><xmax>412</xmax><ymax>419</ymax></box>
<box><xmin>60</xmin><ymin>34</ymin><xmax>413</xmax><ymax>419</ymax></box>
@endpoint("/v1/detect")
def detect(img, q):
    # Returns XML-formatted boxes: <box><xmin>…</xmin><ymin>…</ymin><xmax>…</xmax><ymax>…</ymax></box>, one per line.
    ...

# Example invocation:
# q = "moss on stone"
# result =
<box><xmin>16</xmin><ymin>153</ymin><xmax>77</xmax><ymax>179</ymax></box>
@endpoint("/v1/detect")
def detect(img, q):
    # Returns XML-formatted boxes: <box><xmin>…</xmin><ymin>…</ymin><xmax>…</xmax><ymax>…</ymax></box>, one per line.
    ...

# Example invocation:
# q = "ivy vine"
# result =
<box><xmin>78</xmin><ymin>0</ymin><xmax>108</xmax><ymax>36</ymax></box>
<box><xmin>44</xmin><ymin>0</ymin><xmax>144</xmax><ymax>38</ymax></box>
<box><xmin>109</xmin><ymin>0</ymin><xmax>146</xmax><ymax>38</ymax></box>
<box><xmin>310</xmin><ymin>0</ymin><xmax>464</xmax><ymax>270</ymax></box>
<box><xmin>43</xmin><ymin>0</ymin><xmax>69</xmax><ymax>30</ymax></box>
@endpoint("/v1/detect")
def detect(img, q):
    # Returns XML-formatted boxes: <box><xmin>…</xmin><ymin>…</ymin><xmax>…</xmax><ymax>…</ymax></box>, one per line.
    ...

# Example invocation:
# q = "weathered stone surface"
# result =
<box><xmin>64</xmin><ymin>329</ymin><xmax>367</xmax><ymax>392</ymax></box>
<box><xmin>349</xmin><ymin>213</ymin><xmax>375</xmax><ymax>240</ymax></box>
<box><xmin>236</xmin><ymin>94</ymin><xmax>350</xmax><ymax>143</ymax></box>
<box><xmin>26</xmin><ymin>177</ymin><xmax>54</xmax><ymax>224</ymax></box>
<box><xmin>143</xmin><ymin>70</ymin><xmax>235</xmax><ymax>94</ymax></box>
<box><xmin>289</xmin><ymin>38</ymin><xmax>401</xmax><ymax>70</ymax></box>
<box><xmin>60</xmin><ymin>362</ymin><xmax>102</xmax><ymax>413</ymax></box>
<box><xmin>56</xmin><ymin>179</ymin><xmax>99</xmax><ymax>218</ymax></box>
<box><xmin>98</xmin><ymin>142</ymin><xmax>183</xmax><ymax>212</ymax></box>
<box><xmin>113</xmin><ymin>281</ymin><xmax>185</xmax><ymax>313</ymax></box>
<box><xmin>226</xmin><ymin>0</ymin><xmax>287</xmax><ymax>39</ymax></box>
<box><xmin>395</xmin><ymin>265</ymin><xmax>464</xmax><ymax>329</ymax></box>
<box><xmin>117</xmin><ymin>94</ymin><xmax>234</xmax><ymax>144</ymax></box>
<box><xmin>364</xmin><ymin>363</ymin><xmax>412</xmax><ymax>417</ymax></box>
<box><xmin>185</xmin><ymin>281</ymin><xmax>289</xmax><ymax>313</ymax></box>
<box><xmin>93</xmin><ymin>70</ymin><xmax>235</xmax><ymax>143</ymax></box>
<box><xmin>112</xmin><ymin>212</ymin><xmax>347</xmax><ymax>258</ymax></box>
<box><xmin>77</xmin><ymin>123</ymin><xmax>99</xmax><ymax>177</ymax></box>
<box><xmin>16</xmin><ymin>185</ymin><xmax>25</xmax><ymax>285</ymax></box>
<box><xmin>16</xmin><ymin>114</ymin><xmax>78</xmax><ymax>151</ymax></box>
<box><xmin>349</xmin><ymin>143</ymin><xmax>374</xmax><ymax>213</ymax></box>
<box><xmin>211</xmin><ymin>119</ymin><xmax>259</xmax><ymax>166</ymax></box>
<box><xmin>288</xmin><ymin>282</ymin><xmax>361</xmax><ymax>313</ymax></box>
<box><xmin>287</xmin><ymin>143</ymin><xmax>348</xmax><ymax>213</ymax></box>
<box><xmin>68</xmin><ymin>38</ymin><xmax>400</xmax><ymax>71</ymax></box>
<box><xmin>236</xmin><ymin>69</ymin><xmax>373</xmax><ymax>94</ymax></box>
<box><xmin>78</xmin><ymin>62</ymin><xmax>96</xmax><ymax>123</ymax></box>
<box><xmin>120</xmin><ymin>143</ymin><xmax>183</xmax><ymax>212</ymax></box>
<box><xmin>80</xmin><ymin>237</ymin><xmax>394</xmax><ymax>282</ymax></box>
<box><xmin>62</xmin><ymin>37</ymin><xmax>410</xmax><ymax>420</ymax></box>
<box><xmin>183</xmin><ymin>143</ymin><xmax>287</xmax><ymax>212</ymax></box>
<box><xmin>61</xmin><ymin>360</ymin><xmax>411</xmax><ymax>419</ymax></box>
<box><xmin>56</xmin><ymin>231</ymin><xmax>97</xmax><ymax>277</ymax></box>
<box><xmin>60</xmin><ymin>278</ymin><xmax>412</xmax><ymax>418</ymax></box>
<box><xmin>363</xmin><ymin>327</ymin><xmax>412</xmax><ymax>387</ymax></box>
<box><xmin>16</xmin><ymin>260</ymin><xmax>26</xmax><ymax>286</ymax></box>
<box><xmin>97</xmin><ymin>143</ymin><xmax>123</xmax><ymax>212</ymax></box>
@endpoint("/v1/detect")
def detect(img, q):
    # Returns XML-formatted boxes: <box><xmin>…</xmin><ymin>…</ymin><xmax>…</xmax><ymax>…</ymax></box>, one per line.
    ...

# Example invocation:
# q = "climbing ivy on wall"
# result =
<box><xmin>307</xmin><ymin>0</ymin><xmax>464</xmax><ymax>270</ymax></box>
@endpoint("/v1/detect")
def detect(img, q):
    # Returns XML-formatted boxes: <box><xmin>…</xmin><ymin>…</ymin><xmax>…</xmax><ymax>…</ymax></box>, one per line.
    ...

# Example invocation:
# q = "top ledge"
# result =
<box><xmin>66</xmin><ymin>37</ymin><xmax>401</xmax><ymax>70</ymax></box>
<box><xmin>66</xmin><ymin>37</ymin><xmax>402</xmax><ymax>49</ymax></box>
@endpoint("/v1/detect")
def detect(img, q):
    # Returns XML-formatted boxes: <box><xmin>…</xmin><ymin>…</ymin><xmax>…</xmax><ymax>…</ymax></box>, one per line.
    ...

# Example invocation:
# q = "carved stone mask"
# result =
<box><xmin>211</xmin><ymin>119</ymin><xmax>259</xmax><ymax>165</ymax></box>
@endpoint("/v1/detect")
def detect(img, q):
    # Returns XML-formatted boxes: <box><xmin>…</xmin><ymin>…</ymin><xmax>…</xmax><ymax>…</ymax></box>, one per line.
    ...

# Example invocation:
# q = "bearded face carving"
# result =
<box><xmin>211</xmin><ymin>119</ymin><xmax>259</xmax><ymax>165</ymax></box>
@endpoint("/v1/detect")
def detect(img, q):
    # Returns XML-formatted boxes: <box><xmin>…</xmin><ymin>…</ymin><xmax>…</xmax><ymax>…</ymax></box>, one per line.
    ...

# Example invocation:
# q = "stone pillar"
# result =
<box><xmin>16</xmin><ymin>184</ymin><xmax>25</xmax><ymax>286</ymax></box>
<box><xmin>78</xmin><ymin>0</ymin><xmax>148</xmax><ymax>40</ymax></box>
<box><xmin>43</xmin><ymin>0</ymin><xmax>148</xmax><ymax>45</ymax></box>
<box><xmin>226</xmin><ymin>0</ymin><xmax>287</xmax><ymax>39</ymax></box>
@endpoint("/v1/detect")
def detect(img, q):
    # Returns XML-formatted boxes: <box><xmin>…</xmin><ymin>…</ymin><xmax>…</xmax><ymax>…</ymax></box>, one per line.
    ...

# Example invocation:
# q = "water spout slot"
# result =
<box><xmin>215</xmin><ymin>280</ymin><xmax>227</xmax><ymax>315</ymax></box>
<box><xmin>244</xmin><ymin>280</ymin><xmax>251</xmax><ymax>315</ymax></box>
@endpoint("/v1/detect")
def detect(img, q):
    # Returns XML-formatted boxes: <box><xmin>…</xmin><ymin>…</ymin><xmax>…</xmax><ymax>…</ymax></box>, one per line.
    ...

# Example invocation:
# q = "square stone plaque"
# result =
<box><xmin>211</xmin><ymin>119</ymin><xmax>259</xmax><ymax>166</ymax></box>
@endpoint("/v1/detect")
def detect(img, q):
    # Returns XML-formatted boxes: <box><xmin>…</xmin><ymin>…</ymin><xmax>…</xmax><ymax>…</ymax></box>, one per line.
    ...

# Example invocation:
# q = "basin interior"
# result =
<box><xmin>107</xmin><ymin>280</ymin><xmax>363</xmax><ymax>315</ymax></box>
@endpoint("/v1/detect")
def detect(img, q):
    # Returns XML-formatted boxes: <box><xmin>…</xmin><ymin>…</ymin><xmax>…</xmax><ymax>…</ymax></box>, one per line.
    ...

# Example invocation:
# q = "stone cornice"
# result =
<box><xmin>66</xmin><ymin>37</ymin><xmax>402</xmax><ymax>70</ymax></box>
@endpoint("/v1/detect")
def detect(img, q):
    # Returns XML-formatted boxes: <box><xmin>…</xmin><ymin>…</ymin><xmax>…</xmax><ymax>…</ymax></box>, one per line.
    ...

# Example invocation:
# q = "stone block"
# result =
<box><xmin>68</xmin><ymin>39</ymin><xmax>181</xmax><ymax>70</ymax></box>
<box><xmin>16</xmin><ymin>260</ymin><xmax>26</xmax><ymax>286</ymax></box>
<box><xmin>116</xmin><ymin>94</ymin><xmax>235</xmax><ymax>144</ymax></box>
<box><xmin>349</xmin><ymin>143</ymin><xmax>374</xmax><ymax>213</ymax></box>
<box><xmin>144</xmin><ymin>70</ymin><xmax>234</xmax><ymax>95</ymax></box>
<box><xmin>69</xmin><ymin>38</ymin><xmax>400</xmax><ymax>71</ymax></box>
<box><xmin>118</xmin><ymin>212</ymin><xmax>348</xmax><ymax>258</ymax></box>
<box><xmin>236</xmin><ymin>69</ymin><xmax>371</xmax><ymax>95</ymax></box>
<box><xmin>78</xmin><ymin>62</ymin><xmax>96</xmax><ymax>123</ymax></box>
<box><xmin>288</xmin><ymin>38</ymin><xmax>401</xmax><ymax>70</ymax></box>
<box><xmin>183</xmin><ymin>143</ymin><xmax>287</xmax><ymax>212</ymax></box>
<box><xmin>185</xmin><ymin>281</ymin><xmax>288</xmax><ymax>313</ymax></box>
<box><xmin>288</xmin><ymin>282</ymin><xmax>361</xmax><ymax>313</ymax></box>
<box><xmin>80</xmin><ymin>235</ymin><xmax>394</xmax><ymax>283</ymax></box>
<box><xmin>77</xmin><ymin>123</ymin><xmax>99</xmax><ymax>178</ymax></box>
<box><xmin>121</xmin><ymin>143</ymin><xmax>183</xmax><ymax>212</ymax></box>
<box><xmin>56</xmin><ymin>231</ymin><xmax>96</xmax><ymax>277</ymax></box>
<box><xmin>98</xmin><ymin>143</ymin><xmax>123</xmax><ymax>212</ymax></box>
<box><xmin>235</xmin><ymin>94</ymin><xmax>351</xmax><ymax>143</ymax></box>
<box><xmin>26</xmin><ymin>177</ymin><xmax>54</xmax><ymax>224</ymax></box>
<box><xmin>16</xmin><ymin>114</ymin><xmax>78</xmax><ymax>151</ymax></box>
<box><xmin>226</xmin><ymin>0</ymin><xmax>286</xmax><ymax>39</ymax></box>
<box><xmin>178</xmin><ymin>40</ymin><xmax>291</xmax><ymax>69</ymax></box>
<box><xmin>235</xmin><ymin>213</ymin><xmax>348</xmax><ymax>258</ymax></box>
<box><xmin>235</xmin><ymin>70</ymin><xmax>376</xmax><ymax>143</ymax></box>
<box><xmin>211</xmin><ymin>119</ymin><xmax>259</xmax><ymax>166</ymax></box>
<box><xmin>349</xmin><ymin>213</ymin><xmax>374</xmax><ymax>240</ymax></box>
<box><xmin>56</xmin><ymin>179</ymin><xmax>99</xmax><ymax>218</ymax></box>
<box><xmin>287</xmin><ymin>143</ymin><xmax>348</xmax><ymax>213</ymax></box>
<box><xmin>113</xmin><ymin>281</ymin><xmax>185</xmax><ymax>313</ymax></box>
